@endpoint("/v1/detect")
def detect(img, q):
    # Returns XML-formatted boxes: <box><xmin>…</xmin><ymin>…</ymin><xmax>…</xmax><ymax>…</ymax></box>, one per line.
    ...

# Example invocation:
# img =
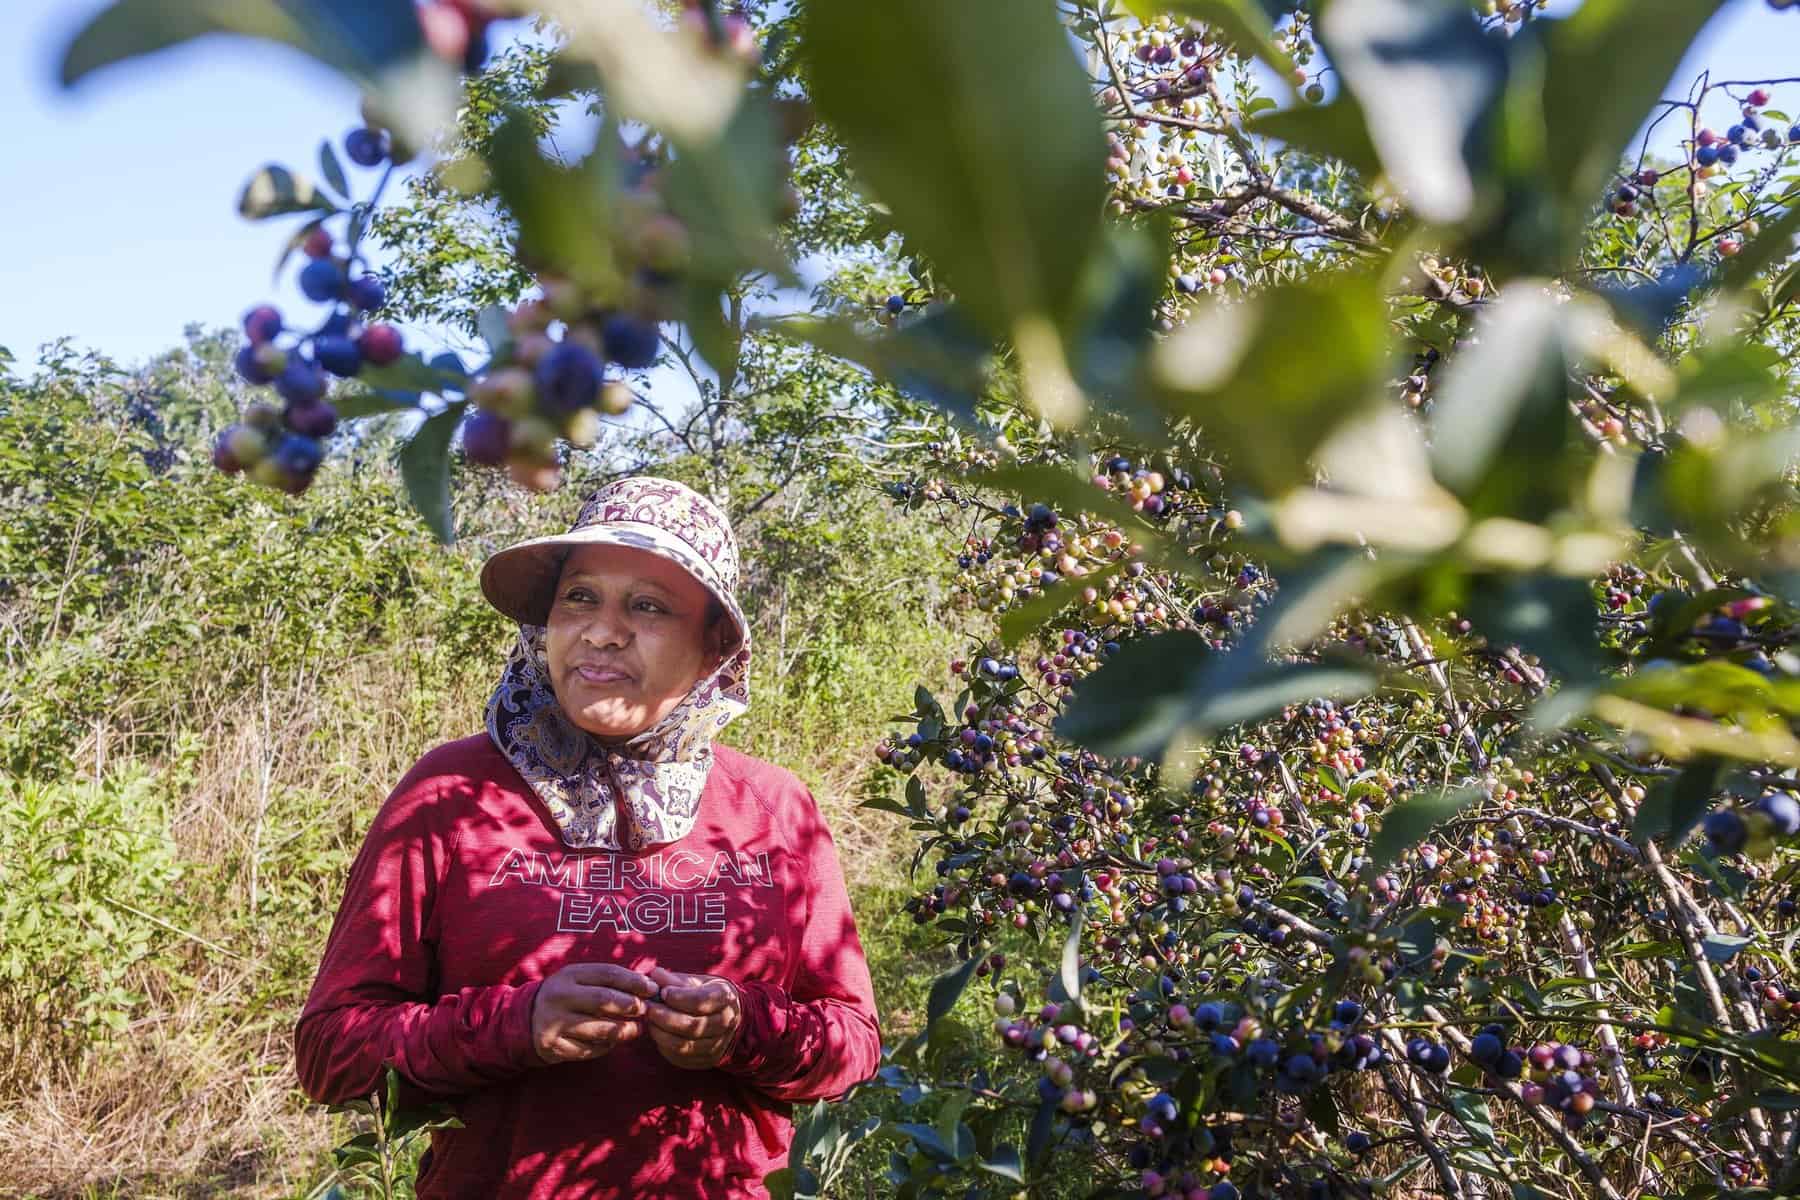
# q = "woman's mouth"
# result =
<box><xmin>575</xmin><ymin>664</ymin><xmax>632</xmax><ymax>685</ymax></box>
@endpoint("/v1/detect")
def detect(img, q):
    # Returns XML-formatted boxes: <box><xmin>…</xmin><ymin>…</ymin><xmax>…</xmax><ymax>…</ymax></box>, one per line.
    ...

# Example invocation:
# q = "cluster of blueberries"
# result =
<box><xmin>212</xmin><ymin>127</ymin><xmax>408</xmax><ymax>494</ymax></box>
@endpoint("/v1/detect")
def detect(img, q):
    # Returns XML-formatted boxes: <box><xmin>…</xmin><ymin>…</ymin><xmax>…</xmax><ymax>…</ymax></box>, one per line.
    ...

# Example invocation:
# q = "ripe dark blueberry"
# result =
<box><xmin>1790</xmin><ymin>125</ymin><xmax>1800</xmax><ymax>144</ymax></box>
<box><xmin>1470</xmin><ymin>1032</ymin><xmax>1504</xmax><ymax>1065</ymax></box>
<box><xmin>275</xmin><ymin>357</ymin><xmax>327</xmax><ymax>405</ymax></box>
<box><xmin>236</xmin><ymin>343</ymin><xmax>276</xmax><ymax>385</ymax></box>
<box><xmin>1729</xmin><ymin>123</ymin><xmax>1749</xmax><ymax>145</ymax></box>
<box><xmin>1719</xmin><ymin>144</ymin><xmax>1740</xmax><ymax>165</ymax></box>
<box><xmin>463</xmin><ymin>410</ymin><xmax>511</xmax><ymax>466</ymax></box>
<box><xmin>299</xmin><ymin>257</ymin><xmax>345</xmax><ymax>302</ymax></box>
<box><xmin>344</xmin><ymin>126</ymin><xmax>390</xmax><ymax>167</ymax></box>
<box><xmin>271</xmin><ymin>432</ymin><xmax>324</xmax><ymax>477</ymax></box>
<box><xmin>1148</xmin><ymin>1092</ymin><xmax>1179</xmax><ymax>1123</ymax></box>
<box><xmin>1760</xmin><ymin>792</ymin><xmax>1800</xmax><ymax>836</ymax></box>
<box><xmin>1424</xmin><ymin>1043</ymin><xmax>1451</xmax><ymax>1073</ymax></box>
<box><xmin>885</xmin><ymin>294</ymin><xmax>905</xmax><ymax>315</ymax></box>
<box><xmin>1283</xmin><ymin>1054</ymin><xmax>1321</xmax><ymax>1084</ymax></box>
<box><xmin>535</xmin><ymin>342</ymin><xmax>603</xmax><ymax>414</ymax></box>
<box><xmin>313</xmin><ymin>334</ymin><xmax>363</xmax><ymax>378</ymax></box>
<box><xmin>284</xmin><ymin>399</ymin><xmax>338</xmax><ymax>439</ymax></box>
<box><xmin>1247</xmin><ymin>1037</ymin><xmax>1281</xmax><ymax>1068</ymax></box>
<box><xmin>1345</xmin><ymin>1131</ymin><xmax>1371</xmax><ymax>1154</ymax></box>
<box><xmin>347</xmin><ymin>275</ymin><xmax>387</xmax><ymax>313</ymax></box>
<box><xmin>1705</xmin><ymin>808</ymin><xmax>1749</xmax><ymax>854</ymax></box>
<box><xmin>602</xmin><ymin>313</ymin><xmax>661</xmax><ymax>368</ymax></box>
<box><xmin>1497</xmin><ymin>1050</ymin><xmax>1524</xmax><ymax>1079</ymax></box>
<box><xmin>1333</xmin><ymin>999</ymin><xmax>1363</xmax><ymax>1026</ymax></box>
<box><xmin>1194</xmin><ymin>1001</ymin><xmax>1223</xmax><ymax>1030</ymax></box>
<box><xmin>243</xmin><ymin>305</ymin><xmax>283</xmax><ymax>345</ymax></box>
<box><xmin>1209</xmin><ymin>1185</ymin><xmax>1239</xmax><ymax>1200</ymax></box>
<box><xmin>359</xmin><ymin>324</ymin><xmax>405</xmax><ymax>366</ymax></box>
<box><xmin>1696</xmin><ymin>145</ymin><xmax>1721</xmax><ymax>166</ymax></box>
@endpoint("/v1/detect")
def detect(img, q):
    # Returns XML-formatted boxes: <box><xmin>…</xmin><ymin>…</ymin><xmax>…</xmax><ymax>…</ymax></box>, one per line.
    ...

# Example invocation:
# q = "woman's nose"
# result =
<box><xmin>580</xmin><ymin>601</ymin><xmax>630</xmax><ymax>648</ymax></box>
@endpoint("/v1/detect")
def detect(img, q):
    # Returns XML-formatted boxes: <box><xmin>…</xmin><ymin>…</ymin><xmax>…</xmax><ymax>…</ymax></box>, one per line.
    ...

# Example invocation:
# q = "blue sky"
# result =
<box><xmin>4</xmin><ymin>0</ymin><xmax>1798</xmax><ymax>372</ymax></box>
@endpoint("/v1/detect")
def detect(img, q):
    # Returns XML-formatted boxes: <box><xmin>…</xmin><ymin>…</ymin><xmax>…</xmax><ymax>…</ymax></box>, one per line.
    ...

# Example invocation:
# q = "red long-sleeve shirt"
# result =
<box><xmin>294</xmin><ymin>734</ymin><xmax>881</xmax><ymax>1199</ymax></box>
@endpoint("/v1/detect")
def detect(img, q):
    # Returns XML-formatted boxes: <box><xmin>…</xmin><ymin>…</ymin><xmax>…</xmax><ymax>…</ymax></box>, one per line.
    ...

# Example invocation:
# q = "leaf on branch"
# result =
<box><xmin>802</xmin><ymin>0</ymin><xmax>1107</xmax><ymax>343</ymax></box>
<box><xmin>1317</xmin><ymin>0</ymin><xmax>1508</xmax><ymax>224</ymax></box>
<box><xmin>1055</xmin><ymin>551</ymin><xmax>1383</xmax><ymax>761</ymax></box>
<box><xmin>1150</xmin><ymin>271</ymin><xmax>1391</xmax><ymax>495</ymax></box>
<box><xmin>238</xmin><ymin>166</ymin><xmax>338</xmax><ymax>221</ymax></box>
<box><xmin>398</xmin><ymin>404</ymin><xmax>463</xmax><ymax>545</ymax></box>
<box><xmin>1631</xmin><ymin>757</ymin><xmax>1724</xmax><ymax>847</ymax></box>
<box><xmin>1367</xmin><ymin>785</ymin><xmax>1486</xmax><ymax>874</ymax></box>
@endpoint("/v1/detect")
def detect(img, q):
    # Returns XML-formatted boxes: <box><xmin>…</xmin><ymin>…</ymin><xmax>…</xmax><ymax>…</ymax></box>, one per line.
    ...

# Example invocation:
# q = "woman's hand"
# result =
<box><xmin>641</xmin><ymin>965</ymin><xmax>744</xmax><ymax>1070</ymax></box>
<box><xmin>530</xmin><ymin>962</ymin><xmax>660</xmax><ymax>1065</ymax></box>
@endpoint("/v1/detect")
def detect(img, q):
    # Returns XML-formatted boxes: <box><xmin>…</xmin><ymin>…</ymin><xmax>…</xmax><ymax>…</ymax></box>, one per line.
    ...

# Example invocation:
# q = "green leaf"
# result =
<box><xmin>1026</xmin><ymin>1095</ymin><xmax>1058</xmax><ymax>1166</ymax></box>
<box><xmin>1368</xmin><ymin>786</ymin><xmax>1486</xmax><ymax>874</ymax></box>
<box><xmin>1149</xmin><ymin>271</ymin><xmax>1391</xmax><ymax>494</ymax></box>
<box><xmin>923</xmin><ymin>954</ymin><xmax>982</xmax><ymax>1037</ymax></box>
<box><xmin>802</xmin><ymin>0</ymin><xmax>1106</xmax><ymax>339</ymax></box>
<box><xmin>238</xmin><ymin>165</ymin><xmax>337</xmax><ymax>221</ymax></box>
<box><xmin>1058</xmin><ymin>909</ymin><xmax>1084</xmax><ymax>1006</ymax></box>
<box><xmin>1316</xmin><ymin>0</ymin><xmax>1509</xmax><ymax>224</ymax></box>
<box><xmin>359</xmin><ymin>353</ymin><xmax>467</xmax><ymax>396</ymax></box>
<box><xmin>1703</xmin><ymin>933</ymin><xmax>1754</xmax><ymax>964</ymax></box>
<box><xmin>398</xmin><ymin>405</ymin><xmax>463</xmax><ymax>544</ymax></box>
<box><xmin>1428</xmin><ymin>286</ymin><xmax>1575</xmax><ymax>521</ymax></box>
<box><xmin>1465</xmin><ymin>573</ymin><xmax>1602</xmax><ymax>682</ymax></box>
<box><xmin>318</xmin><ymin>139</ymin><xmax>349</xmax><ymax>200</ymax></box>
<box><xmin>1249</xmin><ymin>94</ymin><xmax>1382</xmax><ymax>180</ymax></box>
<box><xmin>978</xmin><ymin>1144</ymin><xmax>1024</xmax><ymax>1183</ymax></box>
<box><xmin>485</xmin><ymin>108</ymin><xmax>625</xmax><ymax>300</ymax></box>
<box><xmin>1055</xmin><ymin>551</ymin><xmax>1382</xmax><ymax>760</ymax></box>
<box><xmin>62</xmin><ymin>0</ymin><xmax>455</xmax><ymax>149</ymax></box>
<box><xmin>761</xmin><ymin>309</ymin><xmax>993</xmax><ymax>426</ymax></box>
<box><xmin>1632</xmin><ymin>758</ymin><xmax>1724</xmax><ymax>846</ymax></box>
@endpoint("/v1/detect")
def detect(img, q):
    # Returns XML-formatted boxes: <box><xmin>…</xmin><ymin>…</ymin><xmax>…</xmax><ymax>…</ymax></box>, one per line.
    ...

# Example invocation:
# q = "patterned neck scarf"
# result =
<box><xmin>486</xmin><ymin>622</ymin><xmax>753</xmax><ymax>850</ymax></box>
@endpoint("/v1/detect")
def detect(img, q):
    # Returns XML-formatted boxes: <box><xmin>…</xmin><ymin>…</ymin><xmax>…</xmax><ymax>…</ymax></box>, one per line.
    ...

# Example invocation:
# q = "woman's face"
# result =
<box><xmin>544</xmin><ymin>543</ymin><xmax>726</xmax><ymax>741</ymax></box>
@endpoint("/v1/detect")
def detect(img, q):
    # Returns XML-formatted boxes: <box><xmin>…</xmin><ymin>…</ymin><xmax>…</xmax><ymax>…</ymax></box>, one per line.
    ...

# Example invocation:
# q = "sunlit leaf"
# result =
<box><xmin>802</xmin><ymin>0</ymin><xmax>1107</xmax><ymax>341</ymax></box>
<box><xmin>238</xmin><ymin>165</ymin><xmax>337</xmax><ymax>221</ymax></box>
<box><xmin>1317</xmin><ymin>0</ymin><xmax>1508</xmax><ymax>224</ymax></box>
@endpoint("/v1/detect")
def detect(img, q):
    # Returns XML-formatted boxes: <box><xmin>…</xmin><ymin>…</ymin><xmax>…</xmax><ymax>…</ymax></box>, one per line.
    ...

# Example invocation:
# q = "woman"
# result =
<box><xmin>295</xmin><ymin>476</ymin><xmax>882</xmax><ymax>1199</ymax></box>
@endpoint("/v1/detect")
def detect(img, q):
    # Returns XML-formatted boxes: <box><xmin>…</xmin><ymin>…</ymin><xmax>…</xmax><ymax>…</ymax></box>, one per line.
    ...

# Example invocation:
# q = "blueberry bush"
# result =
<box><xmin>55</xmin><ymin>0</ymin><xmax>1800</xmax><ymax>1197</ymax></box>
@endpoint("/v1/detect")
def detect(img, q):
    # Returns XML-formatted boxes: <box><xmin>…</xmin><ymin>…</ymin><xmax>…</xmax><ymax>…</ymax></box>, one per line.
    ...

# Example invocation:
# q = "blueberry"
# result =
<box><xmin>1194</xmin><ymin>1002</ymin><xmax>1223</xmax><ymax>1030</ymax></box>
<box><xmin>347</xmin><ymin>275</ymin><xmax>387</xmax><ymax>313</ymax></box>
<box><xmin>885</xmin><ymin>294</ymin><xmax>905</xmax><ymax>315</ymax></box>
<box><xmin>1209</xmin><ymin>1184</ymin><xmax>1240</xmax><ymax>1200</ymax></box>
<box><xmin>235</xmin><ymin>344</ymin><xmax>276</xmax><ymax>385</ymax></box>
<box><xmin>243</xmin><ymin>305</ymin><xmax>283</xmax><ymax>345</ymax></box>
<box><xmin>1497</xmin><ymin>1050</ymin><xmax>1523</xmax><ymax>1079</ymax></box>
<box><xmin>1704</xmin><ymin>808</ymin><xmax>1748</xmax><ymax>854</ymax></box>
<box><xmin>299</xmin><ymin>258</ymin><xmax>345</xmax><ymax>303</ymax></box>
<box><xmin>1470</xmin><ymin>1032</ymin><xmax>1504</xmax><ymax>1065</ymax></box>
<box><xmin>1790</xmin><ymin>125</ymin><xmax>1800</xmax><ymax>144</ymax></box>
<box><xmin>602</xmin><ymin>313</ymin><xmax>661</xmax><ymax>368</ymax></box>
<box><xmin>1719</xmin><ymin>144</ymin><xmax>1740</xmax><ymax>165</ymax></box>
<box><xmin>1696</xmin><ymin>146</ymin><xmax>1720</xmax><ymax>166</ymax></box>
<box><xmin>271</xmin><ymin>433</ymin><xmax>324</xmax><ymax>476</ymax></box>
<box><xmin>535</xmin><ymin>342</ymin><xmax>603</xmax><ymax>415</ymax></box>
<box><xmin>1333</xmin><ymin>999</ymin><xmax>1363</xmax><ymax>1026</ymax></box>
<box><xmin>1283</xmin><ymin>1054</ymin><xmax>1321</xmax><ymax>1085</ymax></box>
<box><xmin>275</xmin><ymin>357</ymin><xmax>327</xmax><ymax>405</ymax></box>
<box><xmin>344</xmin><ymin>126</ymin><xmax>390</xmax><ymax>167</ymax></box>
<box><xmin>1148</xmin><ymin>1092</ymin><xmax>1179</xmax><ymax>1122</ymax></box>
<box><xmin>1424</xmin><ymin>1043</ymin><xmax>1451</xmax><ymax>1073</ymax></box>
<box><xmin>1728</xmin><ymin>123</ymin><xmax>1749</xmax><ymax>145</ymax></box>
<box><xmin>1760</xmin><ymin>792</ymin><xmax>1800</xmax><ymax>836</ymax></box>
<box><xmin>1345</xmin><ymin>1131</ymin><xmax>1371</xmax><ymax>1153</ymax></box>
<box><xmin>313</xmin><ymin>334</ymin><xmax>363</xmax><ymax>378</ymax></box>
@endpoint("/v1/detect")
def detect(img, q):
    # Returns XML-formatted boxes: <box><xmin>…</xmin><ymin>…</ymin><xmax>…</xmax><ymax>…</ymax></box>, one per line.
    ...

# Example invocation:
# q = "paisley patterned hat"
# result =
<box><xmin>478</xmin><ymin>477</ymin><xmax>754</xmax><ymax>851</ymax></box>
<box><xmin>480</xmin><ymin>475</ymin><xmax>748</xmax><ymax>653</ymax></box>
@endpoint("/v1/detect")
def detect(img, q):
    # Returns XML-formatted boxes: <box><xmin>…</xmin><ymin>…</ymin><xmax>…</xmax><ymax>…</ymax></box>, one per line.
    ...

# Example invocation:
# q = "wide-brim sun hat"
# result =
<box><xmin>479</xmin><ymin>476</ymin><xmax>748</xmax><ymax>655</ymax></box>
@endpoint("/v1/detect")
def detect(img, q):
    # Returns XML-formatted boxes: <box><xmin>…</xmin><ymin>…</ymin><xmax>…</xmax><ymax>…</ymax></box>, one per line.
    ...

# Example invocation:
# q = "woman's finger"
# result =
<box><xmin>564</xmin><ymin>1016</ymin><xmax>642</xmax><ymax>1044</ymax></box>
<box><xmin>562</xmin><ymin>985</ymin><xmax>651</xmax><ymax>1019</ymax></box>
<box><xmin>641</xmin><ymin>1002</ymin><xmax>714</xmax><ymax>1039</ymax></box>
<box><xmin>659</xmin><ymin>978</ymin><xmax>735</xmax><ymax>1015</ymax></box>
<box><xmin>565</xmin><ymin>963</ymin><xmax>659</xmax><ymax>996</ymax></box>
